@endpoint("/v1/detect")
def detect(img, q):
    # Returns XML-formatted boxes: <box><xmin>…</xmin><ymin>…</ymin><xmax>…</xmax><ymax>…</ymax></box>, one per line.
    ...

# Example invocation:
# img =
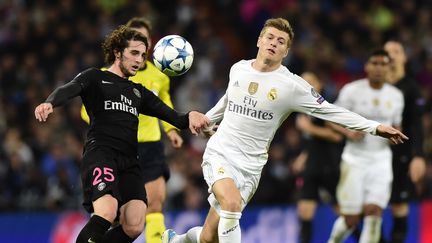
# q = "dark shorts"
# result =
<box><xmin>80</xmin><ymin>146</ymin><xmax>147</xmax><ymax>213</ymax></box>
<box><xmin>297</xmin><ymin>145</ymin><xmax>342</xmax><ymax>203</ymax></box>
<box><xmin>390</xmin><ymin>153</ymin><xmax>415</xmax><ymax>203</ymax></box>
<box><xmin>138</xmin><ymin>141</ymin><xmax>170</xmax><ymax>184</ymax></box>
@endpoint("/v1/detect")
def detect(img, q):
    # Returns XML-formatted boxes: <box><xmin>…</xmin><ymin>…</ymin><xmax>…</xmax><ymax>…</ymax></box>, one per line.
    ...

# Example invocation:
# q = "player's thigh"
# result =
<box><xmin>212</xmin><ymin>178</ymin><xmax>242</xmax><ymax>210</ymax></box>
<box><xmin>119</xmin><ymin>199</ymin><xmax>147</xmax><ymax>236</ymax></box>
<box><xmin>118</xmin><ymin>157</ymin><xmax>148</xmax><ymax>207</ymax></box>
<box><xmin>337</xmin><ymin>160</ymin><xmax>364</xmax><ymax>215</ymax></box>
<box><xmin>201</xmin><ymin>207</ymin><xmax>220</xmax><ymax>243</ymax></box>
<box><xmin>81</xmin><ymin>146</ymin><xmax>121</xmax><ymax>214</ymax></box>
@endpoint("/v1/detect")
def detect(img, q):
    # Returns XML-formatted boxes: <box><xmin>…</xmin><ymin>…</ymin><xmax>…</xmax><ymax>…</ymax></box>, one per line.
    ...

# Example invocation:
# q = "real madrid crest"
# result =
<box><xmin>133</xmin><ymin>88</ymin><xmax>141</xmax><ymax>98</ymax></box>
<box><xmin>248</xmin><ymin>82</ymin><xmax>259</xmax><ymax>95</ymax></box>
<box><xmin>268</xmin><ymin>88</ymin><xmax>277</xmax><ymax>101</ymax></box>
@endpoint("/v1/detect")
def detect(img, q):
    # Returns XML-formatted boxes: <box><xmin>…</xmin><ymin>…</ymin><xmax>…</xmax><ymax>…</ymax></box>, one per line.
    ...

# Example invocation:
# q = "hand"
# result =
<box><xmin>34</xmin><ymin>103</ymin><xmax>53</xmax><ymax>122</ymax></box>
<box><xmin>409</xmin><ymin>156</ymin><xmax>426</xmax><ymax>183</ymax></box>
<box><xmin>167</xmin><ymin>130</ymin><xmax>183</xmax><ymax>148</ymax></box>
<box><xmin>188</xmin><ymin>111</ymin><xmax>209</xmax><ymax>136</ymax></box>
<box><xmin>375</xmin><ymin>125</ymin><xmax>409</xmax><ymax>144</ymax></box>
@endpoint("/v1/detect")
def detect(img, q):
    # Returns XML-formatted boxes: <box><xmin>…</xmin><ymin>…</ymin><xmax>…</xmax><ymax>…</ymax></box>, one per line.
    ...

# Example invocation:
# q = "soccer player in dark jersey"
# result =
<box><xmin>34</xmin><ymin>26</ymin><xmax>209</xmax><ymax>243</ymax></box>
<box><xmin>294</xmin><ymin>72</ymin><xmax>344</xmax><ymax>243</ymax></box>
<box><xmin>81</xmin><ymin>17</ymin><xmax>181</xmax><ymax>243</ymax></box>
<box><xmin>383</xmin><ymin>40</ymin><xmax>426</xmax><ymax>243</ymax></box>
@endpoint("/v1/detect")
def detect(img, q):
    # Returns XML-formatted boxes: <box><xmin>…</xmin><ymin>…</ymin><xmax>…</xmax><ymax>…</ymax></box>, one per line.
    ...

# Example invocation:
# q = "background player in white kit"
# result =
<box><xmin>327</xmin><ymin>49</ymin><xmax>404</xmax><ymax>243</ymax></box>
<box><xmin>162</xmin><ymin>18</ymin><xmax>408</xmax><ymax>243</ymax></box>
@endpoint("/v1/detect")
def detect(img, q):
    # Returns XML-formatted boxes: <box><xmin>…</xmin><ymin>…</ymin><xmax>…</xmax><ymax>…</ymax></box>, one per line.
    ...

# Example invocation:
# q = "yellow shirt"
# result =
<box><xmin>80</xmin><ymin>61</ymin><xmax>178</xmax><ymax>142</ymax></box>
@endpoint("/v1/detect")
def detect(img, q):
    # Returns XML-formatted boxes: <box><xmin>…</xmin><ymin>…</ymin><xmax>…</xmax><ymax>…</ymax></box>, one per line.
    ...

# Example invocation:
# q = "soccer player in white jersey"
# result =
<box><xmin>327</xmin><ymin>49</ymin><xmax>404</xmax><ymax>243</ymax></box>
<box><xmin>162</xmin><ymin>18</ymin><xmax>408</xmax><ymax>243</ymax></box>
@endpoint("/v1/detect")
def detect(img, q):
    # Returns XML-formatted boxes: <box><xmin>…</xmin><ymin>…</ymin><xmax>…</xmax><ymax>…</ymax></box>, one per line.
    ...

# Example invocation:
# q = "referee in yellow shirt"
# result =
<box><xmin>81</xmin><ymin>17</ymin><xmax>183</xmax><ymax>243</ymax></box>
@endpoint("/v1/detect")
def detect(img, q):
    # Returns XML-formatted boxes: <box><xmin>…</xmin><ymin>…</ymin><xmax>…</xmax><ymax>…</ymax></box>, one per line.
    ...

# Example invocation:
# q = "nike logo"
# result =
<box><xmin>102</xmin><ymin>80</ymin><xmax>113</xmax><ymax>84</ymax></box>
<box><xmin>87</xmin><ymin>238</ymin><xmax>96</xmax><ymax>243</ymax></box>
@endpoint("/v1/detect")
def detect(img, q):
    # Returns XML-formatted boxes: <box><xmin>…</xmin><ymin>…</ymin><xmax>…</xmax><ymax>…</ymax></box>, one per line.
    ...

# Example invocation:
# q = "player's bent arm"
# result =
<box><xmin>35</xmin><ymin>81</ymin><xmax>82</xmax><ymax>122</ymax></box>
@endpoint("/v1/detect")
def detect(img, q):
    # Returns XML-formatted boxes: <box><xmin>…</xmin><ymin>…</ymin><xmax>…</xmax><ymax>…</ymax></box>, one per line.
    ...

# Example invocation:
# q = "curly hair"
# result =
<box><xmin>102</xmin><ymin>25</ymin><xmax>148</xmax><ymax>65</ymax></box>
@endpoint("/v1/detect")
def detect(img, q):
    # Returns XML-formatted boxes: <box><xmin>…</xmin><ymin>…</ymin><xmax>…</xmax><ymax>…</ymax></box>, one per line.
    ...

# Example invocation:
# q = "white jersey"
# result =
<box><xmin>335</xmin><ymin>79</ymin><xmax>404</xmax><ymax>163</ymax></box>
<box><xmin>204</xmin><ymin>60</ymin><xmax>381</xmax><ymax>175</ymax></box>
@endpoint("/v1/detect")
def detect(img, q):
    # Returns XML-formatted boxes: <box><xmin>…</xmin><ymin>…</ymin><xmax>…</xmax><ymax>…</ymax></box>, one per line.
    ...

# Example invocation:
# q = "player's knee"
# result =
<box><xmin>363</xmin><ymin>204</ymin><xmax>382</xmax><ymax>216</ymax></box>
<box><xmin>123</xmin><ymin>222</ymin><xmax>144</xmax><ymax>239</ymax></box>
<box><xmin>344</xmin><ymin>215</ymin><xmax>360</xmax><ymax>228</ymax></box>
<box><xmin>147</xmin><ymin>195</ymin><xmax>165</xmax><ymax>213</ymax></box>
<box><xmin>219</xmin><ymin>197</ymin><xmax>242</xmax><ymax>212</ymax></box>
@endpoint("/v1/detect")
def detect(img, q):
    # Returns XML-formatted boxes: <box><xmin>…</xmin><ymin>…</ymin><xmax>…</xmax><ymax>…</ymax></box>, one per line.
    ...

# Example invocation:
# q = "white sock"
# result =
<box><xmin>328</xmin><ymin>216</ymin><xmax>353</xmax><ymax>243</ymax></box>
<box><xmin>218</xmin><ymin>210</ymin><xmax>242</xmax><ymax>243</ymax></box>
<box><xmin>171</xmin><ymin>226</ymin><xmax>202</xmax><ymax>243</ymax></box>
<box><xmin>359</xmin><ymin>216</ymin><xmax>382</xmax><ymax>243</ymax></box>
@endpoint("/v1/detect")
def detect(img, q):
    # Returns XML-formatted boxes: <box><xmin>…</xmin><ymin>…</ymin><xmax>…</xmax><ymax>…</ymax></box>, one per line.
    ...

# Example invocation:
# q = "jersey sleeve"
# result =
<box><xmin>45</xmin><ymin>68</ymin><xmax>96</xmax><ymax>107</ymax></box>
<box><xmin>138</xmin><ymin>85</ymin><xmax>189</xmax><ymax>129</ymax></box>
<box><xmin>157</xmin><ymin>74</ymin><xmax>179</xmax><ymax>133</ymax></box>
<box><xmin>205</xmin><ymin>92</ymin><xmax>227</xmax><ymax>125</ymax></box>
<box><xmin>291</xmin><ymin>78</ymin><xmax>380</xmax><ymax>135</ymax></box>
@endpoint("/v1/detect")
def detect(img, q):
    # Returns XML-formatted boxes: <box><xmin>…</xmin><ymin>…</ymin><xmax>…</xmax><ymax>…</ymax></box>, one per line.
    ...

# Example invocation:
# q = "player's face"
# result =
<box><xmin>257</xmin><ymin>27</ymin><xmax>290</xmax><ymax>64</ymax></box>
<box><xmin>365</xmin><ymin>55</ymin><xmax>391</xmax><ymax>83</ymax></box>
<box><xmin>132</xmin><ymin>27</ymin><xmax>151</xmax><ymax>70</ymax></box>
<box><xmin>384</xmin><ymin>41</ymin><xmax>406</xmax><ymax>67</ymax></box>
<box><xmin>119</xmin><ymin>40</ymin><xmax>147</xmax><ymax>77</ymax></box>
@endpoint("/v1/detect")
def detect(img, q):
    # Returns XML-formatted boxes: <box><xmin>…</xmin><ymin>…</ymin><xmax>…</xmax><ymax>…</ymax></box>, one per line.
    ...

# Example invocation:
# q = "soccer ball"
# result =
<box><xmin>152</xmin><ymin>35</ymin><xmax>194</xmax><ymax>76</ymax></box>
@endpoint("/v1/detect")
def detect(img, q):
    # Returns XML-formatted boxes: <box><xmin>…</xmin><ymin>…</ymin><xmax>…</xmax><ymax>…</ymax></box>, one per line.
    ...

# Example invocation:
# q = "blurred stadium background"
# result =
<box><xmin>0</xmin><ymin>0</ymin><xmax>431</xmax><ymax>242</ymax></box>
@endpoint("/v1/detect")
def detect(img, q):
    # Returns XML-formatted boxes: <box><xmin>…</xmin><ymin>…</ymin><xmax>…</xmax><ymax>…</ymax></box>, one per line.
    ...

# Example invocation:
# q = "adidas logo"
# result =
<box><xmin>233</xmin><ymin>81</ymin><xmax>240</xmax><ymax>87</ymax></box>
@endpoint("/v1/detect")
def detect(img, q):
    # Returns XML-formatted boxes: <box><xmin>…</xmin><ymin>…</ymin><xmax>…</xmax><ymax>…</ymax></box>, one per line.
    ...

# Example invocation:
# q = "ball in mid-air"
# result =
<box><xmin>152</xmin><ymin>35</ymin><xmax>194</xmax><ymax>76</ymax></box>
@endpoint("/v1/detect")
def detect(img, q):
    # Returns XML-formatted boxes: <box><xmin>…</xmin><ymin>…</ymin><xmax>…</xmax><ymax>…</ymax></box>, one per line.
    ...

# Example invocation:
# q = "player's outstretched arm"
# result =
<box><xmin>34</xmin><ymin>102</ymin><xmax>54</xmax><ymax>122</ymax></box>
<box><xmin>188</xmin><ymin>111</ymin><xmax>209</xmax><ymax>136</ymax></box>
<box><xmin>375</xmin><ymin>124</ymin><xmax>408</xmax><ymax>144</ymax></box>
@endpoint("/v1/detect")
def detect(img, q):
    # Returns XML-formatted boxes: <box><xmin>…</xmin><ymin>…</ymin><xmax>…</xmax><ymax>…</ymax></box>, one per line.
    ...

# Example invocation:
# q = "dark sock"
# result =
<box><xmin>76</xmin><ymin>215</ymin><xmax>111</xmax><ymax>243</ymax></box>
<box><xmin>392</xmin><ymin>216</ymin><xmax>408</xmax><ymax>243</ymax></box>
<box><xmin>299</xmin><ymin>219</ymin><xmax>312</xmax><ymax>243</ymax></box>
<box><xmin>103</xmin><ymin>224</ymin><xmax>134</xmax><ymax>243</ymax></box>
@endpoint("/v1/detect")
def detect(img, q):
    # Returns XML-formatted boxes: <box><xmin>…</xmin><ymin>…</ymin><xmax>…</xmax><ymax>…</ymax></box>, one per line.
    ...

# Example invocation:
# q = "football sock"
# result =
<box><xmin>391</xmin><ymin>215</ymin><xmax>408</xmax><ymax>243</ymax></box>
<box><xmin>76</xmin><ymin>215</ymin><xmax>111</xmax><ymax>243</ymax></box>
<box><xmin>359</xmin><ymin>216</ymin><xmax>382</xmax><ymax>243</ymax></box>
<box><xmin>299</xmin><ymin>219</ymin><xmax>312</xmax><ymax>243</ymax></box>
<box><xmin>103</xmin><ymin>224</ymin><xmax>134</xmax><ymax>243</ymax></box>
<box><xmin>328</xmin><ymin>216</ymin><xmax>353</xmax><ymax>243</ymax></box>
<box><xmin>218</xmin><ymin>210</ymin><xmax>242</xmax><ymax>243</ymax></box>
<box><xmin>146</xmin><ymin>212</ymin><xmax>166</xmax><ymax>243</ymax></box>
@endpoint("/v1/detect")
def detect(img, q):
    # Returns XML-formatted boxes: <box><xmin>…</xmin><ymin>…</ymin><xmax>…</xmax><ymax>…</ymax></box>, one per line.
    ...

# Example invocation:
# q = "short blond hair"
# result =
<box><xmin>259</xmin><ymin>18</ymin><xmax>294</xmax><ymax>47</ymax></box>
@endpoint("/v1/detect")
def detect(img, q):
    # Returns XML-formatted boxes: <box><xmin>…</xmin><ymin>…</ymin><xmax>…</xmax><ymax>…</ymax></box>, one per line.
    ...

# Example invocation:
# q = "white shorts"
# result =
<box><xmin>202</xmin><ymin>155</ymin><xmax>261</xmax><ymax>214</ymax></box>
<box><xmin>336</xmin><ymin>154</ymin><xmax>393</xmax><ymax>215</ymax></box>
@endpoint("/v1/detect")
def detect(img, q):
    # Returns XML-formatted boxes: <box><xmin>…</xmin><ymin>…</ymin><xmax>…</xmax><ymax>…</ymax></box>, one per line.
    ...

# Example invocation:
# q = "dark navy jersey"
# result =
<box><xmin>45</xmin><ymin>68</ymin><xmax>189</xmax><ymax>156</ymax></box>
<box><xmin>392</xmin><ymin>75</ymin><xmax>425</xmax><ymax>158</ymax></box>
